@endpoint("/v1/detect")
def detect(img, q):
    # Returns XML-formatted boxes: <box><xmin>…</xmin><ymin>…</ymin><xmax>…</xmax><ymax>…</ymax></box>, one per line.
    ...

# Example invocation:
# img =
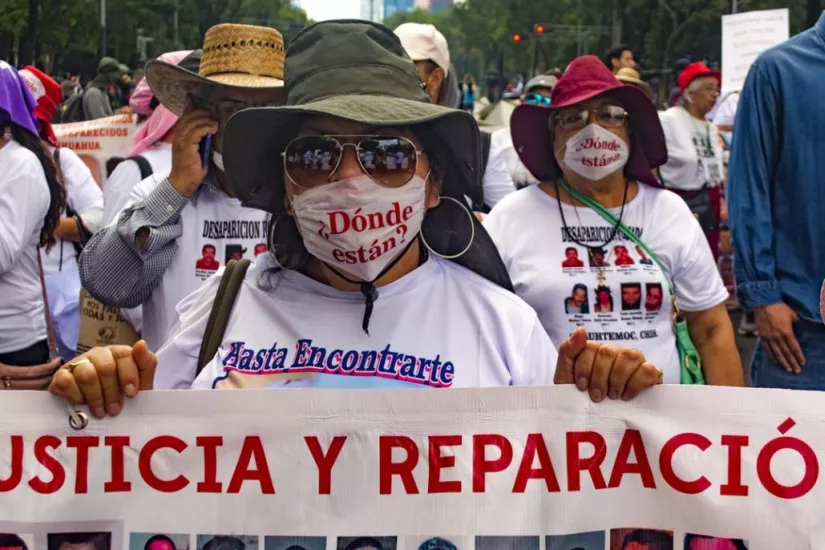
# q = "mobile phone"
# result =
<box><xmin>199</xmin><ymin>134</ymin><xmax>213</xmax><ymax>169</ymax></box>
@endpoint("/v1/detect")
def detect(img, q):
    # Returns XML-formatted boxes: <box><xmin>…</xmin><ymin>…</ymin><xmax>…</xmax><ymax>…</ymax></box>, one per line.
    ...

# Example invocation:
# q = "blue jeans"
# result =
<box><xmin>751</xmin><ymin>318</ymin><xmax>825</xmax><ymax>390</ymax></box>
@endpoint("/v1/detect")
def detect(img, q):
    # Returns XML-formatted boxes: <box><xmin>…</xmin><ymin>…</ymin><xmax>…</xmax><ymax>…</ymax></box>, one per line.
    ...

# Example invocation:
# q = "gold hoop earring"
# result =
<box><xmin>420</xmin><ymin>196</ymin><xmax>475</xmax><ymax>260</ymax></box>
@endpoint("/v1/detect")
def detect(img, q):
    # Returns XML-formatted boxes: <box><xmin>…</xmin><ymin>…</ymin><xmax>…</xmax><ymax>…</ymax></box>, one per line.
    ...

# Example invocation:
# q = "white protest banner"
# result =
<box><xmin>0</xmin><ymin>386</ymin><xmax>822</xmax><ymax>549</ymax></box>
<box><xmin>721</xmin><ymin>8</ymin><xmax>789</xmax><ymax>94</ymax></box>
<box><xmin>53</xmin><ymin>114</ymin><xmax>138</xmax><ymax>188</ymax></box>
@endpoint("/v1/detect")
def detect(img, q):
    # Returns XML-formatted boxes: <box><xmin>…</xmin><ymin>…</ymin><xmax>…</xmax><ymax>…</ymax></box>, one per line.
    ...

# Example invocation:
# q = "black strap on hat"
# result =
<box><xmin>324</xmin><ymin>237</ymin><xmax>426</xmax><ymax>335</ymax></box>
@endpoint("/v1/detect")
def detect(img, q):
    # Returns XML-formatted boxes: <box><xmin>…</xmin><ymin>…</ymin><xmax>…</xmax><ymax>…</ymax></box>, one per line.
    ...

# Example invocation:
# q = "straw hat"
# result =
<box><xmin>146</xmin><ymin>23</ymin><xmax>285</xmax><ymax>116</ymax></box>
<box><xmin>615</xmin><ymin>67</ymin><xmax>654</xmax><ymax>101</ymax></box>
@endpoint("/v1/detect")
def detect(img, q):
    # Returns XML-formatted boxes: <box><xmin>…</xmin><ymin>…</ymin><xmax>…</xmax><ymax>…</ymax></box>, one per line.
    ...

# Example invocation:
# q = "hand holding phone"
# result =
<box><xmin>168</xmin><ymin>109</ymin><xmax>218</xmax><ymax>198</ymax></box>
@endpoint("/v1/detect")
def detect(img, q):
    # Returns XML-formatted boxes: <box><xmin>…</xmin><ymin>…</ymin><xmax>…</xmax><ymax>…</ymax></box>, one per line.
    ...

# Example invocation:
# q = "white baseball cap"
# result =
<box><xmin>394</xmin><ymin>23</ymin><xmax>450</xmax><ymax>77</ymax></box>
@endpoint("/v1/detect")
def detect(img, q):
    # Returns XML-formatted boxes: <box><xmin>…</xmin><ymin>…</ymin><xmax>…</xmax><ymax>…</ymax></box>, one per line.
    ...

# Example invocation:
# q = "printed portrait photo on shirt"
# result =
<box><xmin>610</xmin><ymin>528</ymin><xmax>673</xmax><ymax>550</ymax></box>
<box><xmin>562</xmin><ymin>246</ymin><xmax>585</xmax><ymax>268</ymax></box>
<box><xmin>588</xmin><ymin>246</ymin><xmax>610</xmax><ymax>268</ymax></box>
<box><xmin>546</xmin><ymin>531</ymin><xmax>605</xmax><ymax>550</ymax></box>
<box><xmin>0</xmin><ymin>533</ymin><xmax>33</xmax><ymax>550</ymax></box>
<box><xmin>645</xmin><ymin>283</ymin><xmax>664</xmax><ymax>313</ymax></box>
<box><xmin>195</xmin><ymin>244</ymin><xmax>220</xmax><ymax>271</ymax></box>
<box><xmin>197</xmin><ymin>535</ymin><xmax>257</xmax><ymax>550</ymax></box>
<box><xmin>130</xmin><ymin>533</ymin><xmax>190</xmax><ymax>550</ymax></box>
<box><xmin>403</xmin><ymin>536</ymin><xmax>472</xmax><ymax>550</ymax></box>
<box><xmin>263</xmin><ymin>537</ymin><xmax>326</xmax><ymax>550</ymax></box>
<box><xmin>621</xmin><ymin>283</ymin><xmax>642</xmax><ymax>311</ymax></box>
<box><xmin>48</xmin><ymin>532</ymin><xmax>113</xmax><ymax>550</ymax></box>
<box><xmin>337</xmin><ymin>536</ymin><xmax>397</xmax><ymax>550</ymax></box>
<box><xmin>225</xmin><ymin>244</ymin><xmax>248</xmax><ymax>263</ymax></box>
<box><xmin>683</xmin><ymin>534</ymin><xmax>748</xmax><ymax>550</ymax></box>
<box><xmin>614</xmin><ymin>245</ymin><xmax>635</xmax><ymax>266</ymax></box>
<box><xmin>635</xmin><ymin>244</ymin><xmax>654</xmax><ymax>265</ymax></box>
<box><xmin>475</xmin><ymin>537</ymin><xmax>540</xmax><ymax>550</ymax></box>
<box><xmin>565</xmin><ymin>283</ymin><xmax>590</xmax><ymax>314</ymax></box>
<box><xmin>254</xmin><ymin>243</ymin><xmax>269</xmax><ymax>257</ymax></box>
<box><xmin>594</xmin><ymin>285</ymin><xmax>614</xmax><ymax>313</ymax></box>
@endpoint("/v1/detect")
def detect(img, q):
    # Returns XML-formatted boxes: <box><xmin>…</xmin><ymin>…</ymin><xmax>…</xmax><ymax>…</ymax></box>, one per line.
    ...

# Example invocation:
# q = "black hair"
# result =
<box><xmin>202</xmin><ymin>244</ymin><xmax>216</xmax><ymax>252</ymax></box>
<box><xmin>0</xmin><ymin>534</ymin><xmax>27</xmax><ymax>550</ymax></box>
<box><xmin>622</xmin><ymin>282</ymin><xmax>642</xmax><ymax>291</ymax></box>
<box><xmin>565</xmin><ymin>246</ymin><xmax>577</xmax><ymax>254</ymax></box>
<box><xmin>621</xmin><ymin>530</ymin><xmax>672</xmax><ymax>550</ymax></box>
<box><xmin>572</xmin><ymin>283</ymin><xmax>587</xmax><ymax>293</ymax></box>
<box><xmin>684</xmin><ymin>534</ymin><xmax>747</xmax><ymax>550</ymax></box>
<box><xmin>5</xmin><ymin>122</ymin><xmax>66</xmax><ymax>251</ymax></box>
<box><xmin>343</xmin><ymin>538</ymin><xmax>384</xmax><ymax>550</ymax></box>
<box><xmin>144</xmin><ymin>535</ymin><xmax>176</xmax><ymax>550</ymax></box>
<box><xmin>283</xmin><ymin>546</ymin><xmax>308</xmax><ymax>550</ymax></box>
<box><xmin>201</xmin><ymin>536</ymin><xmax>246</xmax><ymax>550</ymax></box>
<box><xmin>603</xmin><ymin>44</ymin><xmax>632</xmax><ymax>69</ymax></box>
<box><xmin>48</xmin><ymin>532</ymin><xmax>112</xmax><ymax>550</ymax></box>
<box><xmin>615</xmin><ymin>245</ymin><xmax>628</xmax><ymax>252</ymax></box>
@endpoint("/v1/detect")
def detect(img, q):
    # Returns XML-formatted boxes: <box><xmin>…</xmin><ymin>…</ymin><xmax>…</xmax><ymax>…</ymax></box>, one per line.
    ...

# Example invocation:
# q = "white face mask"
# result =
<box><xmin>212</xmin><ymin>150</ymin><xmax>225</xmax><ymax>172</ymax></box>
<box><xmin>291</xmin><ymin>174</ymin><xmax>427</xmax><ymax>282</ymax></box>
<box><xmin>562</xmin><ymin>123</ymin><xmax>629</xmax><ymax>181</ymax></box>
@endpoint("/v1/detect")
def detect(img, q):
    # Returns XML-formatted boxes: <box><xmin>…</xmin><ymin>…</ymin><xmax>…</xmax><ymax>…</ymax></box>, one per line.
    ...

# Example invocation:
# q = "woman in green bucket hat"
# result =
<box><xmin>48</xmin><ymin>21</ymin><xmax>662</xmax><ymax>415</ymax></box>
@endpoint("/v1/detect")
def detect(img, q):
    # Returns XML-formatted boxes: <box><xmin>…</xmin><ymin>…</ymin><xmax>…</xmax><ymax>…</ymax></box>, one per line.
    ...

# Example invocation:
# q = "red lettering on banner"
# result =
<box><xmin>305</xmin><ymin>435</ymin><xmax>347</xmax><ymax>495</ymax></box>
<box><xmin>428</xmin><ymin>435</ymin><xmax>462</xmax><ymax>494</ymax></box>
<box><xmin>721</xmin><ymin>435</ymin><xmax>749</xmax><ymax>496</ymax></box>
<box><xmin>472</xmin><ymin>434</ymin><xmax>513</xmax><ymax>493</ymax></box>
<box><xmin>566</xmin><ymin>431</ymin><xmax>607</xmax><ymax>491</ymax></box>
<box><xmin>28</xmin><ymin>436</ymin><xmax>65</xmax><ymax>494</ymax></box>
<box><xmin>227</xmin><ymin>436</ymin><xmax>275</xmax><ymax>494</ymax></box>
<box><xmin>105</xmin><ymin>436</ymin><xmax>132</xmax><ymax>492</ymax></box>
<box><xmin>512</xmin><ymin>433</ymin><xmax>560</xmax><ymax>493</ymax></box>
<box><xmin>659</xmin><ymin>433</ymin><xmax>712</xmax><ymax>494</ymax></box>
<box><xmin>756</xmin><ymin>418</ymin><xmax>819</xmax><ymax>499</ymax></box>
<box><xmin>66</xmin><ymin>436</ymin><xmax>100</xmax><ymax>493</ymax></box>
<box><xmin>608</xmin><ymin>429</ymin><xmax>656</xmax><ymax>489</ymax></box>
<box><xmin>196</xmin><ymin>436</ymin><xmax>224</xmax><ymax>493</ymax></box>
<box><xmin>379</xmin><ymin>436</ymin><xmax>419</xmax><ymax>495</ymax></box>
<box><xmin>138</xmin><ymin>435</ymin><xmax>189</xmax><ymax>493</ymax></box>
<box><xmin>0</xmin><ymin>435</ymin><xmax>23</xmax><ymax>492</ymax></box>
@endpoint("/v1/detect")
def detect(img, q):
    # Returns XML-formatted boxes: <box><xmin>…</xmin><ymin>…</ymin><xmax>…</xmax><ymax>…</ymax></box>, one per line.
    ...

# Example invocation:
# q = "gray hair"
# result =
<box><xmin>678</xmin><ymin>76</ymin><xmax>712</xmax><ymax>107</ymax></box>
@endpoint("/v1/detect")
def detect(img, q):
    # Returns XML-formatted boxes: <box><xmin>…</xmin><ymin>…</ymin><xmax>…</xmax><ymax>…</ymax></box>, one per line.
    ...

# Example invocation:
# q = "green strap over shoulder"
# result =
<box><xmin>197</xmin><ymin>258</ymin><xmax>252</xmax><ymax>375</ymax></box>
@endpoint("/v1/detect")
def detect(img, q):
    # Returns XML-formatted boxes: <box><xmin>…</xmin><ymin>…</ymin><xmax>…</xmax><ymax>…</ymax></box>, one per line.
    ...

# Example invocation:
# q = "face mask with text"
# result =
<box><xmin>562</xmin><ymin>123</ymin><xmax>629</xmax><ymax>181</ymax></box>
<box><xmin>291</xmin><ymin>174</ymin><xmax>427</xmax><ymax>281</ymax></box>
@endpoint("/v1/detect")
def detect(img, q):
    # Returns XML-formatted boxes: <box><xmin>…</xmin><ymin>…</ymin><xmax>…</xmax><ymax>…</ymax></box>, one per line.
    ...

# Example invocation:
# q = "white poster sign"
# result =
<box><xmin>53</xmin><ymin>114</ymin><xmax>138</xmax><ymax>188</ymax></box>
<box><xmin>721</xmin><ymin>8</ymin><xmax>790</xmax><ymax>94</ymax></box>
<box><xmin>0</xmin><ymin>386</ymin><xmax>823</xmax><ymax>549</ymax></box>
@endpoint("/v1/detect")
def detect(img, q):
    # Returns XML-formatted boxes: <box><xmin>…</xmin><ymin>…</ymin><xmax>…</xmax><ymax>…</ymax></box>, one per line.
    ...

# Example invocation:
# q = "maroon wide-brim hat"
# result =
<box><xmin>511</xmin><ymin>54</ymin><xmax>667</xmax><ymax>186</ymax></box>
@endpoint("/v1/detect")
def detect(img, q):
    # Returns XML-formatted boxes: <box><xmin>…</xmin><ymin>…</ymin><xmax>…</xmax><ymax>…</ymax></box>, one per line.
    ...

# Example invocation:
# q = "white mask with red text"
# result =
<box><xmin>291</xmin><ymin>174</ymin><xmax>427</xmax><ymax>281</ymax></box>
<box><xmin>562</xmin><ymin>123</ymin><xmax>629</xmax><ymax>181</ymax></box>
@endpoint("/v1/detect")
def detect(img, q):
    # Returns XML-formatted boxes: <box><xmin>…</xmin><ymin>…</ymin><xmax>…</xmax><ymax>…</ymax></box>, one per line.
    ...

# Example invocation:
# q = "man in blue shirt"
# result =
<box><xmin>728</xmin><ymin>12</ymin><xmax>825</xmax><ymax>389</ymax></box>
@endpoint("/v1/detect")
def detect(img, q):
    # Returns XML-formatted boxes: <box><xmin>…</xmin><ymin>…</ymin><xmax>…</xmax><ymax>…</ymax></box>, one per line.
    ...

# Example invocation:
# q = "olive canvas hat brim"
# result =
<box><xmin>145</xmin><ymin>60</ymin><xmax>285</xmax><ymax>117</ymax></box>
<box><xmin>223</xmin><ymin>93</ymin><xmax>482</xmax><ymax>216</ymax></box>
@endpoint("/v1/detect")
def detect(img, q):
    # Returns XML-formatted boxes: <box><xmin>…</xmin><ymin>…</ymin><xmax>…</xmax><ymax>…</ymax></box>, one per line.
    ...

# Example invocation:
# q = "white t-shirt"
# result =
<box><xmin>490</xmin><ymin>127</ymin><xmax>540</xmax><ymax>189</ymax></box>
<box><xmin>484</xmin><ymin>184</ymin><xmax>728</xmax><ymax>384</ymax></box>
<box><xmin>710</xmin><ymin>92</ymin><xmax>739</xmax><ymax>128</ymax></box>
<box><xmin>0</xmin><ymin>140</ymin><xmax>50</xmax><ymax>354</ymax></box>
<box><xmin>658</xmin><ymin>106</ymin><xmax>724</xmax><ymax>191</ymax></box>
<box><xmin>155</xmin><ymin>254</ymin><xmax>557</xmax><ymax>390</ymax></box>
<box><xmin>126</xmin><ymin>174</ymin><xmax>270</xmax><ymax>351</ymax></box>
<box><xmin>481</xmin><ymin>130</ymin><xmax>516</xmax><ymax>208</ymax></box>
<box><xmin>42</xmin><ymin>146</ymin><xmax>103</xmax><ymax>275</ymax></box>
<box><xmin>102</xmin><ymin>142</ymin><xmax>172</xmax><ymax>226</ymax></box>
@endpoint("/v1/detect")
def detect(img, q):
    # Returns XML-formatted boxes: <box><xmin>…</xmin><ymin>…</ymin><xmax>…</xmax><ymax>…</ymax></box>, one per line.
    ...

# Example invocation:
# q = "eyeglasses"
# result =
<box><xmin>283</xmin><ymin>135</ymin><xmax>422</xmax><ymax>189</ymax></box>
<box><xmin>524</xmin><ymin>93</ymin><xmax>551</xmax><ymax>107</ymax></box>
<box><xmin>556</xmin><ymin>105</ymin><xmax>629</xmax><ymax>131</ymax></box>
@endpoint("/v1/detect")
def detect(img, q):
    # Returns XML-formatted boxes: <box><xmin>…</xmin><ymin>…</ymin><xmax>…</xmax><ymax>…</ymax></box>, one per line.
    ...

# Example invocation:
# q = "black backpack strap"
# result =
<box><xmin>196</xmin><ymin>258</ymin><xmax>252</xmax><ymax>375</ymax></box>
<box><xmin>131</xmin><ymin>155</ymin><xmax>153</xmax><ymax>179</ymax></box>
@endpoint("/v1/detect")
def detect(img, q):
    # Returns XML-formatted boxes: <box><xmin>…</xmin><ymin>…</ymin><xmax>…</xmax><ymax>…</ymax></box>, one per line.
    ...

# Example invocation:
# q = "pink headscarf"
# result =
<box><xmin>128</xmin><ymin>50</ymin><xmax>192</xmax><ymax>157</ymax></box>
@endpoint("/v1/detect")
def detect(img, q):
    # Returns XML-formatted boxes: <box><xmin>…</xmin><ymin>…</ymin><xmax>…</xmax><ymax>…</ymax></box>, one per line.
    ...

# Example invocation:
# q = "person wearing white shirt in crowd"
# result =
<box><xmin>484</xmin><ymin>55</ymin><xmax>743</xmax><ymax>387</ymax></box>
<box><xmin>488</xmin><ymin>74</ymin><xmax>557</xmax><ymax>197</ymax></box>
<box><xmin>658</xmin><ymin>63</ymin><xmax>725</xmax><ymax>261</ymax></box>
<box><xmin>103</xmin><ymin>50</ymin><xmax>200</xmax><ymax>226</ymax></box>
<box><xmin>18</xmin><ymin>66</ymin><xmax>104</xmax><ymax>360</ymax></box>
<box><xmin>77</xmin><ymin>24</ymin><xmax>286</xmax><ymax>353</ymax></box>
<box><xmin>0</xmin><ymin>62</ymin><xmax>66</xmax><ymax>366</ymax></box>
<box><xmin>50</xmin><ymin>22</ymin><xmax>662</xmax><ymax>418</ymax></box>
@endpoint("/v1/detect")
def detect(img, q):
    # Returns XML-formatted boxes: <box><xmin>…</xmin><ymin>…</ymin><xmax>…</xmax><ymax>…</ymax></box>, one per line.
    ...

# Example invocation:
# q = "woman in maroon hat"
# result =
<box><xmin>658</xmin><ymin>62</ymin><xmax>724</xmax><ymax>260</ymax></box>
<box><xmin>484</xmin><ymin>55</ymin><xmax>743</xmax><ymax>387</ymax></box>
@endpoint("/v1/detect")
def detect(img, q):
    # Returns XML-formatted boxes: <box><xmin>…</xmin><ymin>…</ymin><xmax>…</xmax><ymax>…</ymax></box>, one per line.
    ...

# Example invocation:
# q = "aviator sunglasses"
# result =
<box><xmin>283</xmin><ymin>135</ymin><xmax>423</xmax><ymax>189</ymax></box>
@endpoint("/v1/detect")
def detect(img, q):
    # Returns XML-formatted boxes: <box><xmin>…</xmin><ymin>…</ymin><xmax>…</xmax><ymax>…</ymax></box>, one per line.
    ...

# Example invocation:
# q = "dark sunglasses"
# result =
<box><xmin>556</xmin><ymin>104</ymin><xmax>629</xmax><ymax>130</ymax></box>
<box><xmin>524</xmin><ymin>93</ymin><xmax>552</xmax><ymax>107</ymax></box>
<box><xmin>283</xmin><ymin>135</ymin><xmax>422</xmax><ymax>189</ymax></box>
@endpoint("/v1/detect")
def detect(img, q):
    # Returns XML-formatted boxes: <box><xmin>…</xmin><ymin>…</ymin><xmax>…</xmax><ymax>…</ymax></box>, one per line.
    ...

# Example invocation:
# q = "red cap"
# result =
<box><xmin>17</xmin><ymin>66</ymin><xmax>62</xmax><ymax>146</ymax></box>
<box><xmin>678</xmin><ymin>62</ymin><xmax>721</xmax><ymax>92</ymax></box>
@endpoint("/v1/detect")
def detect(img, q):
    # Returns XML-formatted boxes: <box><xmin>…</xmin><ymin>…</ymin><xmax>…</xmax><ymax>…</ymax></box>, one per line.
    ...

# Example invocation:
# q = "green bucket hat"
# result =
<box><xmin>224</xmin><ymin>19</ymin><xmax>513</xmax><ymax>291</ymax></box>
